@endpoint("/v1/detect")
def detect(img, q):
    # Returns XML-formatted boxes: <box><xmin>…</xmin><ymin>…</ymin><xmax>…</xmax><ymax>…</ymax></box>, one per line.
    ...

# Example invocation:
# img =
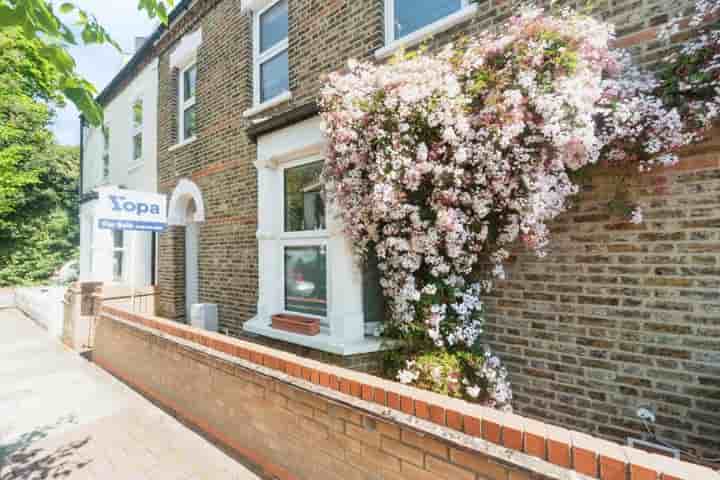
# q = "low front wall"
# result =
<box><xmin>93</xmin><ymin>305</ymin><xmax>717</xmax><ymax>480</ymax></box>
<box><xmin>16</xmin><ymin>286</ymin><xmax>66</xmax><ymax>338</ymax></box>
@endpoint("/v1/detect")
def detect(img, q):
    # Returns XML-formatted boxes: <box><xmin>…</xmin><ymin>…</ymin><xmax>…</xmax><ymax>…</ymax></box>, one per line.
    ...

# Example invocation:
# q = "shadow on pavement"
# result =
<box><xmin>0</xmin><ymin>415</ymin><xmax>92</xmax><ymax>479</ymax></box>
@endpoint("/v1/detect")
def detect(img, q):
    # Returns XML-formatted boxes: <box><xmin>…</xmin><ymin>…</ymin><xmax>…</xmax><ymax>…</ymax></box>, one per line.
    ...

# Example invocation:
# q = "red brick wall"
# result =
<box><xmin>485</xmin><ymin>145</ymin><xmax>720</xmax><ymax>459</ymax></box>
<box><xmin>93</xmin><ymin>306</ymin><xmax>718</xmax><ymax>480</ymax></box>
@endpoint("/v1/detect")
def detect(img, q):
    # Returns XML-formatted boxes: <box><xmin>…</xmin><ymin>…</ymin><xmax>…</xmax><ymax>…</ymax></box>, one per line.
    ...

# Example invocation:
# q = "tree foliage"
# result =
<box><xmin>0</xmin><ymin>29</ymin><xmax>80</xmax><ymax>285</ymax></box>
<box><xmin>0</xmin><ymin>0</ymin><xmax>174</xmax><ymax>125</ymax></box>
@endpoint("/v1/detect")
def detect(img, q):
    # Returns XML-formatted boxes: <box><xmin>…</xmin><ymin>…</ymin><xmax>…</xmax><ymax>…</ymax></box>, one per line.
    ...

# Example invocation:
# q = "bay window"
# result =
<box><xmin>254</xmin><ymin>0</ymin><xmax>289</xmax><ymax>105</ymax></box>
<box><xmin>246</xmin><ymin>117</ymin><xmax>385</xmax><ymax>356</ymax></box>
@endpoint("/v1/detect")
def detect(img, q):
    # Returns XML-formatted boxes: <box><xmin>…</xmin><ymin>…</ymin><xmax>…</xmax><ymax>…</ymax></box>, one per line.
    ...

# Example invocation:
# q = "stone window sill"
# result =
<box><xmin>243</xmin><ymin>91</ymin><xmax>292</xmax><ymax>119</ymax></box>
<box><xmin>375</xmin><ymin>4</ymin><xmax>479</xmax><ymax>60</ymax></box>
<box><xmin>243</xmin><ymin>315</ymin><xmax>386</xmax><ymax>356</ymax></box>
<box><xmin>168</xmin><ymin>136</ymin><xmax>197</xmax><ymax>152</ymax></box>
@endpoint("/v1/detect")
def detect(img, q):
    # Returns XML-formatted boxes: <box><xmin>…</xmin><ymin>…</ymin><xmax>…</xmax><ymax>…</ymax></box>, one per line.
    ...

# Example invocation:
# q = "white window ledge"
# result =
<box><xmin>243</xmin><ymin>315</ymin><xmax>388</xmax><ymax>356</ymax></box>
<box><xmin>128</xmin><ymin>161</ymin><xmax>144</xmax><ymax>173</ymax></box>
<box><xmin>168</xmin><ymin>136</ymin><xmax>197</xmax><ymax>152</ymax></box>
<box><xmin>375</xmin><ymin>4</ymin><xmax>479</xmax><ymax>60</ymax></box>
<box><xmin>243</xmin><ymin>91</ymin><xmax>292</xmax><ymax>118</ymax></box>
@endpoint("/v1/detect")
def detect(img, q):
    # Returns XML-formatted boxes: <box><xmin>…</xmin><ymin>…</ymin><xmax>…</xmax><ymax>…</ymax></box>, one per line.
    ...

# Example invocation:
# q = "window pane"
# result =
<box><xmin>260</xmin><ymin>50</ymin><xmax>288</xmax><ymax>103</ymax></box>
<box><xmin>183</xmin><ymin>65</ymin><xmax>197</xmax><ymax>101</ymax></box>
<box><xmin>183</xmin><ymin>105</ymin><xmax>196</xmax><ymax>139</ymax></box>
<box><xmin>393</xmin><ymin>0</ymin><xmax>462</xmax><ymax>40</ymax></box>
<box><xmin>284</xmin><ymin>161</ymin><xmax>325</xmax><ymax>232</ymax></box>
<box><xmin>102</xmin><ymin>154</ymin><xmax>110</xmax><ymax>179</ymax></box>
<box><xmin>363</xmin><ymin>249</ymin><xmax>386</xmax><ymax>324</ymax></box>
<box><xmin>133</xmin><ymin>133</ymin><xmax>142</xmax><ymax>160</ymax></box>
<box><xmin>113</xmin><ymin>230</ymin><xmax>124</xmax><ymax>248</ymax></box>
<box><xmin>133</xmin><ymin>100</ymin><xmax>143</xmax><ymax>127</ymax></box>
<box><xmin>113</xmin><ymin>251</ymin><xmax>124</xmax><ymax>281</ymax></box>
<box><xmin>259</xmin><ymin>0</ymin><xmax>288</xmax><ymax>53</ymax></box>
<box><xmin>285</xmin><ymin>246</ymin><xmax>327</xmax><ymax>317</ymax></box>
<box><xmin>102</xmin><ymin>126</ymin><xmax>110</xmax><ymax>150</ymax></box>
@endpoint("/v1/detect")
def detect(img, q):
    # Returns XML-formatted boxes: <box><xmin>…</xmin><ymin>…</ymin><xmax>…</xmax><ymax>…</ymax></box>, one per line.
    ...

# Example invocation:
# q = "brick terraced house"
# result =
<box><xmin>81</xmin><ymin>0</ymin><xmax>720</xmax><ymax>461</ymax></box>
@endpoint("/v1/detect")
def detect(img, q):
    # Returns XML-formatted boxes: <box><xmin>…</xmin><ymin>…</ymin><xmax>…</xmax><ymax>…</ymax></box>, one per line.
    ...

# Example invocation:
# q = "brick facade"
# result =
<box><xmin>485</xmin><ymin>146</ymin><xmax>720</xmax><ymax>459</ymax></box>
<box><xmin>148</xmin><ymin>0</ymin><xmax>718</xmax><ymax>460</ymax></box>
<box><xmin>156</xmin><ymin>0</ymin><xmax>257</xmax><ymax>327</ymax></box>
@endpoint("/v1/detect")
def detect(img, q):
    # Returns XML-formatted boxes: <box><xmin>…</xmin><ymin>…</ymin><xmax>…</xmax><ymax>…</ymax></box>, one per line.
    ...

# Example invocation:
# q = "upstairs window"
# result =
<box><xmin>387</xmin><ymin>0</ymin><xmax>466</xmax><ymax>42</ymax></box>
<box><xmin>132</xmin><ymin>99</ymin><xmax>143</xmax><ymax>162</ymax></box>
<box><xmin>179</xmin><ymin>63</ymin><xmax>197</xmax><ymax>142</ymax></box>
<box><xmin>254</xmin><ymin>0</ymin><xmax>289</xmax><ymax>105</ymax></box>
<box><xmin>102</xmin><ymin>125</ymin><xmax>110</xmax><ymax>182</ymax></box>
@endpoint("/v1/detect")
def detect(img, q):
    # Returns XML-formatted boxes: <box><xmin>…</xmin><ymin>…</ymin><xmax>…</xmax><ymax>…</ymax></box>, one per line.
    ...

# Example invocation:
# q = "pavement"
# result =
<box><xmin>0</xmin><ymin>308</ymin><xmax>263</xmax><ymax>480</ymax></box>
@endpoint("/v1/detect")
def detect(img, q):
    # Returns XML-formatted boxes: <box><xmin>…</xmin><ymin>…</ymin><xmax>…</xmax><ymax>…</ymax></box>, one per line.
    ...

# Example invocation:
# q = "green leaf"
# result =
<box><xmin>39</xmin><ymin>44</ymin><xmax>75</xmax><ymax>74</ymax></box>
<box><xmin>59</xmin><ymin>2</ymin><xmax>75</xmax><ymax>14</ymax></box>
<box><xmin>63</xmin><ymin>86</ymin><xmax>103</xmax><ymax>126</ymax></box>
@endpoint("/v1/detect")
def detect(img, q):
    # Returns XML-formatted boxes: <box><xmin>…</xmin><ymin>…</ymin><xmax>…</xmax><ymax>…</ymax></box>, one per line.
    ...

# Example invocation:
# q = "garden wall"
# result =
<box><xmin>485</xmin><ymin>137</ymin><xmax>720</xmax><ymax>459</ymax></box>
<box><xmin>15</xmin><ymin>286</ymin><xmax>66</xmax><ymax>338</ymax></box>
<box><xmin>93</xmin><ymin>304</ymin><xmax>718</xmax><ymax>480</ymax></box>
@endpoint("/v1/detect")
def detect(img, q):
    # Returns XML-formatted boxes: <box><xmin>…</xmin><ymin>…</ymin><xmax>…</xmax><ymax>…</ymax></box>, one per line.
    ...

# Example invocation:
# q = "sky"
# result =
<box><xmin>52</xmin><ymin>1</ymin><xmax>158</xmax><ymax>146</ymax></box>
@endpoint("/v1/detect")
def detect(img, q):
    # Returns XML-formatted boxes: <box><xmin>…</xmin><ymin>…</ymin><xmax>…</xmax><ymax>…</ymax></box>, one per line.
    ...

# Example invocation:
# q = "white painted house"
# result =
<box><xmin>79</xmin><ymin>53</ymin><xmax>160</xmax><ymax>288</ymax></box>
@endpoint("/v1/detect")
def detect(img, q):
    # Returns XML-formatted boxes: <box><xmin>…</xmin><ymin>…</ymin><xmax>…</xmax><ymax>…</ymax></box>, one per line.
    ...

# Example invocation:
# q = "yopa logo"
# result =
<box><xmin>109</xmin><ymin>195</ymin><xmax>161</xmax><ymax>216</ymax></box>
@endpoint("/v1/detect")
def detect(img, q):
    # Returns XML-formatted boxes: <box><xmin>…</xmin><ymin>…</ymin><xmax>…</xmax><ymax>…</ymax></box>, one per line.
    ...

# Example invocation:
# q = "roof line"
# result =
<box><xmin>95</xmin><ymin>0</ymin><xmax>194</xmax><ymax>106</ymax></box>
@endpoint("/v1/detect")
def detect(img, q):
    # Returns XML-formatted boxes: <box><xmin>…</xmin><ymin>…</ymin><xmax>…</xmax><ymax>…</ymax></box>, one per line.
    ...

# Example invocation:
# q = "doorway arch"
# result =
<box><xmin>168</xmin><ymin>179</ymin><xmax>205</xmax><ymax>320</ymax></box>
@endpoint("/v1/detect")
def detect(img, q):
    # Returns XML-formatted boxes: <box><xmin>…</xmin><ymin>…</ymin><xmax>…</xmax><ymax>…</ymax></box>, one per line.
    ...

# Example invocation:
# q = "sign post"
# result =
<box><xmin>97</xmin><ymin>188</ymin><xmax>167</xmax><ymax>312</ymax></box>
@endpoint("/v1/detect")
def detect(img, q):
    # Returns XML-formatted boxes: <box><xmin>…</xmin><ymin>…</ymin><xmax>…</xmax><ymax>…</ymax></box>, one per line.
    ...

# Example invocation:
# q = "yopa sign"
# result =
<box><xmin>97</xmin><ymin>188</ymin><xmax>168</xmax><ymax>232</ymax></box>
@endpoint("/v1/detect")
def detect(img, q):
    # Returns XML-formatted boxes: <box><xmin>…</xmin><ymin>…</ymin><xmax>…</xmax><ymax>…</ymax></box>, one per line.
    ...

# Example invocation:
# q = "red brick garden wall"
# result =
<box><xmin>93</xmin><ymin>305</ymin><xmax>718</xmax><ymax>480</ymax></box>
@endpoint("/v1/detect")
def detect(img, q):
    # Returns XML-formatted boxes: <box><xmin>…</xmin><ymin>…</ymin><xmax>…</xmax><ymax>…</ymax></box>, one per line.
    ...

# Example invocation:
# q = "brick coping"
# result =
<box><xmin>99</xmin><ymin>304</ymin><xmax>719</xmax><ymax>480</ymax></box>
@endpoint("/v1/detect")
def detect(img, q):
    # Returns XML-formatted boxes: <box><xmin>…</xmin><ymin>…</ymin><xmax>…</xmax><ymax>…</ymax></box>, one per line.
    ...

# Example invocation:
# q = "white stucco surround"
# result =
<box><xmin>243</xmin><ymin>117</ymin><xmax>383</xmax><ymax>355</ymax></box>
<box><xmin>168</xmin><ymin>178</ymin><xmax>206</xmax><ymax>226</ymax></box>
<box><xmin>79</xmin><ymin>58</ymin><xmax>160</xmax><ymax>287</ymax></box>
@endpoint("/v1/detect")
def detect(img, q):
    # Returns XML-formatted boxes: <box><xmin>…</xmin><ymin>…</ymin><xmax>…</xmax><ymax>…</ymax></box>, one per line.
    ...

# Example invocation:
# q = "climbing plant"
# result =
<box><xmin>319</xmin><ymin>4</ymin><xmax>719</xmax><ymax>407</ymax></box>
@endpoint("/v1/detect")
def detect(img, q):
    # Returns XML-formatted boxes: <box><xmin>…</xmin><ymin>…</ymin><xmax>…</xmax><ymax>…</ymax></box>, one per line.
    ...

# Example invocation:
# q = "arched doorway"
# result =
<box><xmin>168</xmin><ymin>179</ymin><xmax>205</xmax><ymax>321</ymax></box>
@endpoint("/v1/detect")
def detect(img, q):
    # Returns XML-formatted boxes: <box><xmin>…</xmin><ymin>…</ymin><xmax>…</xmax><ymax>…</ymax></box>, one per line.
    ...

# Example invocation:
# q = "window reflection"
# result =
<box><xmin>393</xmin><ymin>0</ymin><xmax>462</xmax><ymax>40</ymax></box>
<box><xmin>285</xmin><ymin>246</ymin><xmax>327</xmax><ymax>317</ymax></box>
<box><xmin>284</xmin><ymin>161</ymin><xmax>325</xmax><ymax>232</ymax></box>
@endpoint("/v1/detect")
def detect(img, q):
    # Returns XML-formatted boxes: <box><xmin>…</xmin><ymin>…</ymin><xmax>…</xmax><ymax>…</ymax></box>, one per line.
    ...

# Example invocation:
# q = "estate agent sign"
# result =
<box><xmin>97</xmin><ymin>188</ymin><xmax>168</xmax><ymax>232</ymax></box>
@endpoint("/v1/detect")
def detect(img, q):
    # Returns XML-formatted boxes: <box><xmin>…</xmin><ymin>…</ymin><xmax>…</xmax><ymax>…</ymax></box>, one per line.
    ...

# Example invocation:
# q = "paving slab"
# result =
<box><xmin>0</xmin><ymin>308</ymin><xmax>264</xmax><ymax>480</ymax></box>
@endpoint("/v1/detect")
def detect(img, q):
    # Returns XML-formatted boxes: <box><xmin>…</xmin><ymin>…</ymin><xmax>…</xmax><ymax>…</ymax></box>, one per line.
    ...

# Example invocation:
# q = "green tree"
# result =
<box><xmin>0</xmin><ymin>28</ymin><xmax>57</xmax><ymax>218</ymax></box>
<box><xmin>0</xmin><ymin>29</ymin><xmax>80</xmax><ymax>285</ymax></box>
<box><xmin>0</xmin><ymin>0</ymin><xmax>174</xmax><ymax>125</ymax></box>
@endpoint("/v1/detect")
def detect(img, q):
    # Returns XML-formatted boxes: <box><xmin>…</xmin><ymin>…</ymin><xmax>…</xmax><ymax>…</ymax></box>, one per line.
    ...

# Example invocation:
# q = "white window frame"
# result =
<box><xmin>279</xmin><ymin>156</ymin><xmax>329</xmax><ymax>323</ymax></box>
<box><xmin>101</xmin><ymin>125</ymin><xmax>110</xmax><ymax>184</ymax></box>
<box><xmin>252</xmin><ymin>0</ymin><xmax>289</xmax><ymax>108</ymax></box>
<box><xmin>112</xmin><ymin>230</ymin><xmax>125</xmax><ymax>282</ymax></box>
<box><xmin>378</xmin><ymin>0</ymin><xmax>477</xmax><ymax>59</ymax></box>
<box><xmin>178</xmin><ymin>62</ymin><xmax>197</xmax><ymax>144</ymax></box>
<box><xmin>131</xmin><ymin>97</ymin><xmax>143</xmax><ymax>165</ymax></box>
<box><xmin>87</xmin><ymin>214</ymin><xmax>95</xmax><ymax>277</ymax></box>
